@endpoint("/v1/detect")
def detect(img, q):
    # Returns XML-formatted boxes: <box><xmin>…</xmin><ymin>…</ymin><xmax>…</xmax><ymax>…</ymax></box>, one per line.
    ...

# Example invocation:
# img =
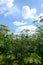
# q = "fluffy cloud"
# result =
<box><xmin>22</xmin><ymin>6</ymin><xmax>37</xmax><ymax>19</ymax></box>
<box><xmin>41</xmin><ymin>3</ymin><xmax>43</xmax><ymax>7</ymax></box>
<box><xmin>0</xmin><ymin>0</ymin><xmax>20</xmax><ymax>16</ymax></box>
<box><xmin>16</xmin><ymin>25</ymin><xmax>37</xmax><ymax>34</ymax></box>
<box><xmin>0</xmin><ymin>0</ymin><xmax>14</xmax><ymax>13</ymax></box>
<box><xmin>39</xmin><ymin>13</ymin><xmax>43</xmax><ymax>16</ymax></box>
<box><xmin>13</xmin><ymin>21</ymin><xmax>27</xmax><ymax>26</ymax></box>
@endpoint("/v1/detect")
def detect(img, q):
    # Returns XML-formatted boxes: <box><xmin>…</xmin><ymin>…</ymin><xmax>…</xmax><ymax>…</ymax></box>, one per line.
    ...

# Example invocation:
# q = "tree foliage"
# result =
<box><xmin>0</xmin><ymin>16</ymin><xmax>43</xmax><ymax>65</ymax></box>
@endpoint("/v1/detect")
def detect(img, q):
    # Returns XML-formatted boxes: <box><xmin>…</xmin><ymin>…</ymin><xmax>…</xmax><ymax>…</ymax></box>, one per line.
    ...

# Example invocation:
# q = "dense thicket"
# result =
<box><xmin>0</xmin><ymin>16</ymin><xmax>43</xmax><ymax>65</ymax></box>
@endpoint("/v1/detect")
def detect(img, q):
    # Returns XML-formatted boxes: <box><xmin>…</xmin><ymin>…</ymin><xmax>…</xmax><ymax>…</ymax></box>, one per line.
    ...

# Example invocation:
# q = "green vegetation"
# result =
<box><xmin>0</xmin><ymin>16</ymin><xmax>43</xmax><ymax>65</ymax></box>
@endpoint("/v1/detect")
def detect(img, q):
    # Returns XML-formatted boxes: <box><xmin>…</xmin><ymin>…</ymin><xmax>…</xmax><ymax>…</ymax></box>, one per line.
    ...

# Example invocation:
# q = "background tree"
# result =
<box><xmin>0</xmin><ymin>16</ymin><xmax>43</xmax><ymax>65</ymax></box>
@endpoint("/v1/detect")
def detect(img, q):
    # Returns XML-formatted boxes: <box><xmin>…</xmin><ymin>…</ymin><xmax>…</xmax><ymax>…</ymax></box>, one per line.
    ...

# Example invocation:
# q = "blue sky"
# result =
<box><xmin>0</xmin><ymin>0</ymin><xmax>43</xmax><ymax>33</ymax></box>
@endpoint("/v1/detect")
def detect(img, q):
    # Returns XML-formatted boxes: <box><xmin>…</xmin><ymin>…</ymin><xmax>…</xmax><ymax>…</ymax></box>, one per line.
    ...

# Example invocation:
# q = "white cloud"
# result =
<box><xmin>4</xmin><ymin>5</ymin><xmax>20</xmax><ymax>17</ymax></box>
<box><xmin>41</xmin><ymin>3</ymin><xmax>43</xmax><ymax>7</ymax></box>
<box><xmin>0</xmin><ymin>0</ymin><xmax>14</xmax><ymax>13</ymax></box>
<box><xmin>0</xmin><ymin>0</ymin><xmax>20</xmax><ymax>16</ymax></box>
<box><xmin>13</xmin><ymin>21</ymin><xmax>27</xmax><ymax>26</ymax></box>
<box><xmin>22</xmin><ymin>6</ymin><xmax>37</xmax><ymax>19</ymax></box>
<box><xmin>40</xmin><ymin>13</ymin><xmax>43</xmax><ymax>16</ymax></box>
<box><xmin>16</xmin><ymin>25</ymin><xmax>36</xmax><ymax>34</ymax></box>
